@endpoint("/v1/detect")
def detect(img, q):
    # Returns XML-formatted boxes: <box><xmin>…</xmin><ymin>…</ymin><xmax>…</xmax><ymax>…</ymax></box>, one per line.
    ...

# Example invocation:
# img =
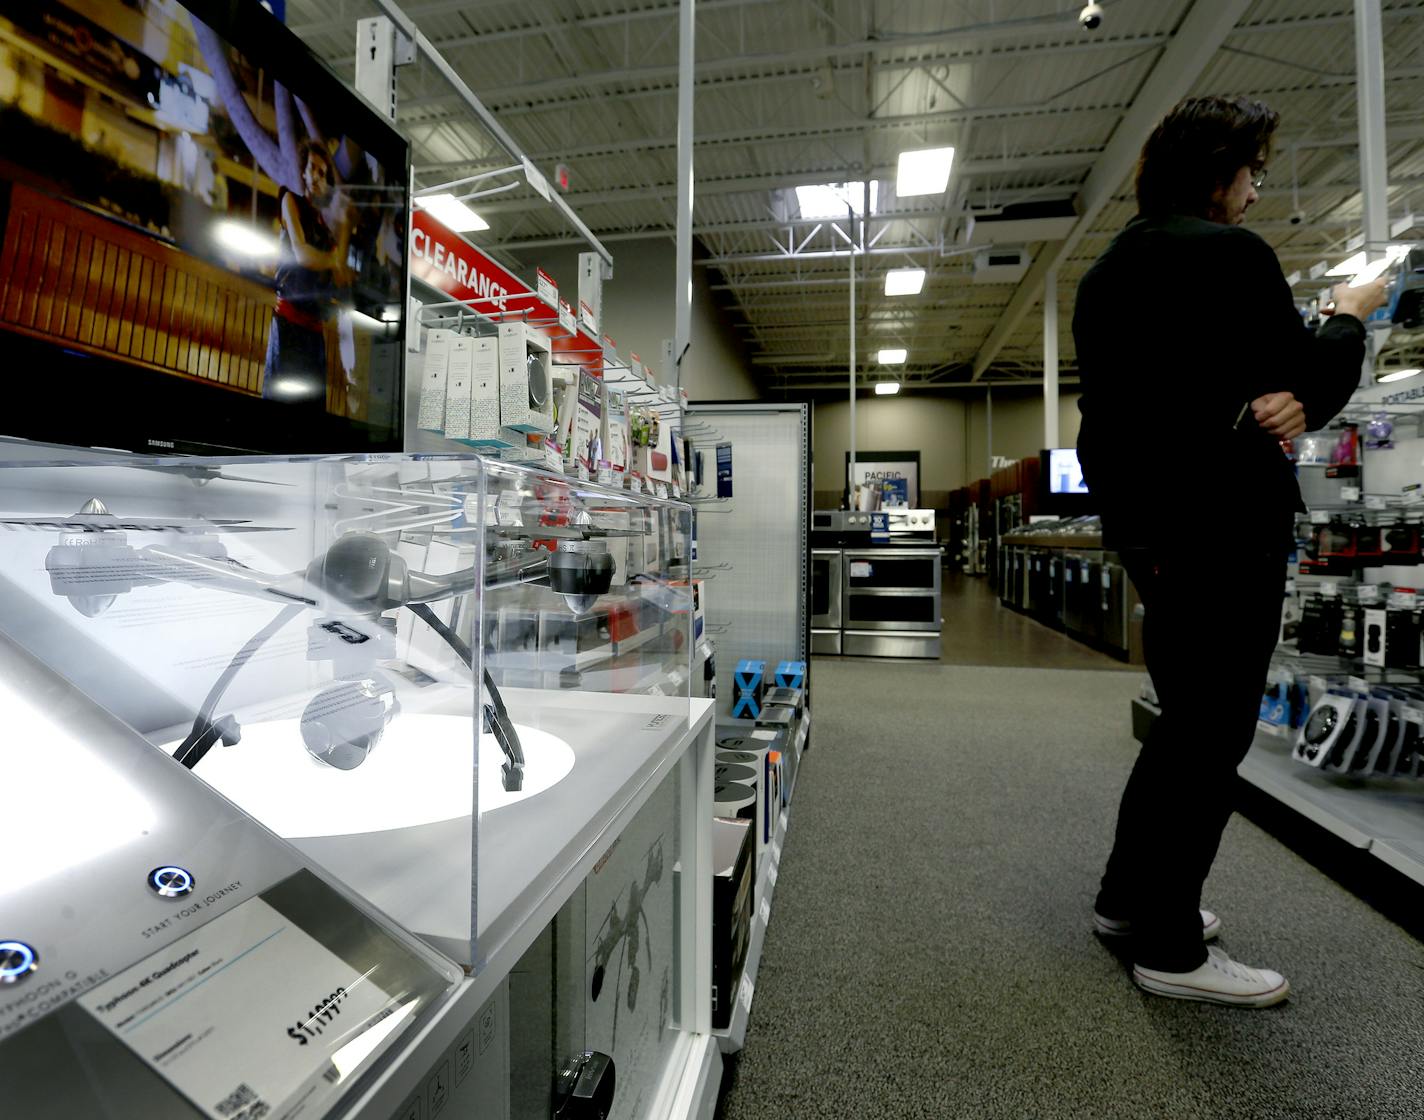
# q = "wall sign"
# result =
<box><xmin>847</xmin><ymin>450</ymin><xmax>921</xmax><ymax>508</ymax></box>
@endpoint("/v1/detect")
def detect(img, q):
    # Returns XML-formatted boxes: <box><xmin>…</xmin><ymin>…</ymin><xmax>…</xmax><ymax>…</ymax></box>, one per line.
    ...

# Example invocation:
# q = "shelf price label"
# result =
<box><xmin>766</xmin><ymin>861</ymin><xmax>778</xmax><ymax>887</ymax></box>
<box><xmin>759</xmin><ymin>897</ymin><xmax>771</xmax><ymax>926</ymax></box>
<box><xmin>738</xmin><ymin>973</ymin><xmax>754</xmax><ymax>1015</ymax></box>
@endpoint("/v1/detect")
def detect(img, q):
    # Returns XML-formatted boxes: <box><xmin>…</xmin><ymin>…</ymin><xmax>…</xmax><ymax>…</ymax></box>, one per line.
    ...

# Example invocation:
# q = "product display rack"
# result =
<box><xmin>713</xmin><ymin>711</ymin><xmax>810</xmax><ymax>1054</ymax></box>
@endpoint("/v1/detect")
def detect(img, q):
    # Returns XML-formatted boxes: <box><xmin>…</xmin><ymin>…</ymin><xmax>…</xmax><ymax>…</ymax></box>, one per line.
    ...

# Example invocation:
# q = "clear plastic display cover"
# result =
<box><xmin>0</xmin><ymin>454</ymin><xmax>695</xmax><ymax>970</ymax></box>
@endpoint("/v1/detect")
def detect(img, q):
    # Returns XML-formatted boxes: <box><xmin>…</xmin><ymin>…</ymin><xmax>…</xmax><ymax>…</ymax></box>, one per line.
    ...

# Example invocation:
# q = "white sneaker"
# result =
<box><xmin>1094</xmin><ymin>909</ymin><xmax>1221</xmax><ymax>941</ymax></box>
<box><xmin>1134</xmin><ymin>946</ymin><xmax>1290</xmax><ymax>1008</ymax></box>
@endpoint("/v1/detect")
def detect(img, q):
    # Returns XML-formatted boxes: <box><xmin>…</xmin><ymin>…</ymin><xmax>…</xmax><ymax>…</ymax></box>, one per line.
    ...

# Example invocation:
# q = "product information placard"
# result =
<box><xmin>716</xmin><ymin>443</ymin><xmax>734</xmax><ymax>498</ymax></box>
<box><xmin>537</xmin><ymin>268</ymin><xmax>557</xmax><ymax>309</ymax></box>
<box><xmin>80</xmin><ymin>897</ymin><xmax>398</xmax><ymax>1120</ymax></box>
<box><xmin>559</xmin><ymin>299</ymin><xmax>577</xmax><ymax>335</ymax></box>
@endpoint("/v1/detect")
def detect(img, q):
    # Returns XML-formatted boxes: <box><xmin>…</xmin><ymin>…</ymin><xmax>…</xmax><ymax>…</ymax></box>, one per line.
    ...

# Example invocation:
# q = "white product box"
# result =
<box><xmin>442</xmin><ymin>334</ymin><xmax>474</xmax><ymax>439</ymax></box>
<box><xmin>416</xmin><ymin>327</ymin><xmax>453</xmax><ymax>431</ymax></box>
<box><xmin>466</xmin><ymin>336</ymin><xmax>502</xmax><ymax>443</ymax></box>
<box><xmin>571</xmin><ymin>370</ymin><xmax>603</xmax><ymax>471</ymax></box>
<box><xmin>1364</xmin><ymin>607</ymin><xmax>1388</xmax><ymax>668</ymax></box>
<box><xmin>498</xmin><ymin>322</ymin><xmax>556</xmax><ymax>434</ymax></box>
<box><xmin>603</xmin><ymin>386</ymin><xmax>629</xmax><ymax>473</ymax></box>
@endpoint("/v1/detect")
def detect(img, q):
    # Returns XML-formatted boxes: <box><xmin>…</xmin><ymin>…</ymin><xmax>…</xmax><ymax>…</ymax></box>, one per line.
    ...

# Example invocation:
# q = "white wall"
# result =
<box><xmin>812</xmin><ymin>390</ymin><xmax>1082</xmax><ymax>499</ymax></box>
<box><xmin>512</xmin><ymin>238</ymin><xmax>760</xmax><ymax>401</ymax></box>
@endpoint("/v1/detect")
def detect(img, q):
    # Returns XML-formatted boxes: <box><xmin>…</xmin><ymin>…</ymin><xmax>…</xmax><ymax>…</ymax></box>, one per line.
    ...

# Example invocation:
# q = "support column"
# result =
<box><xmin>1043</xmin><ymin>265</ymin><xmax>1060</xmax><ymax>449</ymax></box>
<box><xmin>1355</xmin><ymin>0</ymin><xmax>1388</xmax><ymax>382</ymax></box>
<box><xmin>985</xmin><ymin>386</ymin><xmax>993</xmax><ymax>477</ymax></box>
<box><xmin>673</xmin><ymin>0</ymin><xmax>694</xmax><ymax>387</ymax></box>
<box><xmin>848</xmin><ymin>238</ymin><xmax>856</xmax><ymax>506</ymax></box>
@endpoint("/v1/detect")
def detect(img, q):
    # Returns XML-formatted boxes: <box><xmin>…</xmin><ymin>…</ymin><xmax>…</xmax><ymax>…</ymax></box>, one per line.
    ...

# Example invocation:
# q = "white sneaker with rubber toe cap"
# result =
<box><xmin>1094</xmin><ymin>909</ymin><xmax>1221</xmax><ymax>941</ymax></box>
<box><xmin>1134</xmin><ymin>946</ymin><xmax>1290</xmax><ymax>1008</ymax></box>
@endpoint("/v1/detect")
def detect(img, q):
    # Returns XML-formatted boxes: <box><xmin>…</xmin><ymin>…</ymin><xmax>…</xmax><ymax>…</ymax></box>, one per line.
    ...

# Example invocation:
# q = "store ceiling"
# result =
<box><xmin>287</xmin><ymin>0</ymin><xmax>1424</xmax><ymax>396</ymax></box>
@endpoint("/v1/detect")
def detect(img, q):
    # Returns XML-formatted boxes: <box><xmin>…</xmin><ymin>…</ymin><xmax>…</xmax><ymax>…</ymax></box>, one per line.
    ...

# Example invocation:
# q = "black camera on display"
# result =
<box><xmin>1079</xmin><ymin>2</ymin><xmax>1104</xmax><ymax>30</ymax></box>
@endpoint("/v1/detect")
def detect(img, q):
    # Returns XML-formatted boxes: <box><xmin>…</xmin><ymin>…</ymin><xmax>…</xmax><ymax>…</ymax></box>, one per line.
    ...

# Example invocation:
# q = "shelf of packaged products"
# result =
<box><xmin>343</xmin><ymin>697</ymin><xmax>718</xmax><ymax>1120</ymax></box>
<box><xmin>716</xmin><ymin>802</ymin><xmax>791</xmax><ymax>1055</ymax></box>
<box><xmin>714</xmin><ymin>709</ymin><xmax>808</xmax><ymax>1054</ymax></box>
<box><xmin>1133</xmin><ymin>699</ymin><xmax>1424</xmax><ymax>883</ymax></box>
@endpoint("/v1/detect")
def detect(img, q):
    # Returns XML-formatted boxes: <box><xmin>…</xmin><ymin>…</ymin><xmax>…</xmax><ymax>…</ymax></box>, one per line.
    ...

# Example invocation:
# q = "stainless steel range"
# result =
<box><xmin>809</xmin><ymin>510</ymin><xmax>942</xmax><ymax>658</ymax></box>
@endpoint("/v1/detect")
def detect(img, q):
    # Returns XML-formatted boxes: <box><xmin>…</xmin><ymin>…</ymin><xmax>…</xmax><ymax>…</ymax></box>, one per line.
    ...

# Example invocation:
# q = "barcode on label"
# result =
<box><xmin>215</xmin><ymin>1083</ymin><xmax>258</xmax><ymax>1117</ymax></box>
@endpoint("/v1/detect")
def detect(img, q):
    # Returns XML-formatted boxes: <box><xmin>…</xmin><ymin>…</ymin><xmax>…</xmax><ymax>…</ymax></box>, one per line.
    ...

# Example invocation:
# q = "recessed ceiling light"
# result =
<box><xmin>795</xmin><ymin>181</ymin><xmax>878</xmax><ymax>219</ymax></box>
<box><xmin>878</xmin><ymin>348</ymin><xmax>907</xmax><ymax>365</ymax></box>
<box><xmin>1378</xmin><ymin>367</ymin><xmax>1421</xmax><ymax>383</ymax></box>
<box><xmin>417</xmin><ymin>193</ymin><xmax>490</xmax><ymax>232</ymax></box>
<box><xmin>896</xmin><ymin>147</ymin><xmax>955</xmax><ymax>197</ymax></box>
<box><xmin>885</xmin><ymin>268</ymin><xmax>926</xmax><ymax>296</ymax></box>
<box><xmin>875</xmin><ymin>381</ymin><xmax>901</xmax><ymax>395</ymax></box>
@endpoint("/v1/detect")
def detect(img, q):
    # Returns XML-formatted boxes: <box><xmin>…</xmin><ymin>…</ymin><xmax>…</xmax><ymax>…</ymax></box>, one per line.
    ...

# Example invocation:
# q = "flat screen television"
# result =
<box><xmin>1039</xmin><ymin>448</ymin><xmax>1094</xmax><ymax>515</ymax></box>
<box><xmin>0</xmin><ymin>0</ymin><xmax>409</xmax><ymax>454</ymax></box>
<box><xmin>1046</xmin><ymin>448</ymin><xmax>1088</xmax><ymax>495</ymax></box>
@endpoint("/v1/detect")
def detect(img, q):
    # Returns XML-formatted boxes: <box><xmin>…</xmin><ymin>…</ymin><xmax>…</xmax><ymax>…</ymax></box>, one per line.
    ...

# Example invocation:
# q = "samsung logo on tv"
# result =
<box><xmin>146</xmin><ymin>439</ymin><xmax>176</xmax><ymax>449</ymax></box>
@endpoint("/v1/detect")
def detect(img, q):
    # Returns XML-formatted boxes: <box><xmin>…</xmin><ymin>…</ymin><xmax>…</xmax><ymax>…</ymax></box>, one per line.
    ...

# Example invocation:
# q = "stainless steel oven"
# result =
<box><xmin>841</xmin><ymin>547</ymin><xmax>942</xmax><ymax>657</ymax></box>
<box><xmin>811</xmin><ymin>548</ymin><xmax>843</xmax><ymax>654</ymax></box>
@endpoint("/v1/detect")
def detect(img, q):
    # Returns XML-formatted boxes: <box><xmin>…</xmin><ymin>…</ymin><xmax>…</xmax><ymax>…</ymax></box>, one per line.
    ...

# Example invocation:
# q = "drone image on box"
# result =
<box><xmin>4</xmin><ymin>489</ymin><xmax>643</xmax><ymax>792</ymax></box>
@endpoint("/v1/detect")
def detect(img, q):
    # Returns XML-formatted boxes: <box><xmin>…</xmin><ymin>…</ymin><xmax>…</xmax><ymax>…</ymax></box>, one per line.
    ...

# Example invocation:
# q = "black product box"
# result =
<box><xmin>711</xmin><ymin>816</ymin><xmax>754</xmax><ymax>1030</ymax></box>
<box><xmin>762</xmin><ymin>686</ymin><xmax>804</xmax><ymax>718</ymax></box>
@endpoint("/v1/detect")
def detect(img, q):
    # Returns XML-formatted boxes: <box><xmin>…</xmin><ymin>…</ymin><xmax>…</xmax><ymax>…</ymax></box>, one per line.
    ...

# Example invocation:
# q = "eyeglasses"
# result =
<box><xmin>1250</xmin><ymin>166</ymin><xmax>1268</xmax><ymax>189</ymax></box>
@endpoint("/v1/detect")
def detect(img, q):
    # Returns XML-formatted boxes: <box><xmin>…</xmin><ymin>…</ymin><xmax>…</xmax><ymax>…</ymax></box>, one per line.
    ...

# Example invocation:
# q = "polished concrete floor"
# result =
<box><xmin>934</xmin><ymin>571</ymin><xmax>1134</xmax><ymax>670</ymax></box>
<box><xmin>716</xmin><ymin>626</ymin><xmax>1424</xmax><ymax>1119</ymax></box>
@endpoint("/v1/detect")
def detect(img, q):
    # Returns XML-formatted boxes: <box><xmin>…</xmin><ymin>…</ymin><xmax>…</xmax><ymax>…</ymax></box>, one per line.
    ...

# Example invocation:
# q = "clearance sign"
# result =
<box><xmin>408</xmin><ymin>211</ymin><xmax>601</xmax><ymax>366</ymax></box>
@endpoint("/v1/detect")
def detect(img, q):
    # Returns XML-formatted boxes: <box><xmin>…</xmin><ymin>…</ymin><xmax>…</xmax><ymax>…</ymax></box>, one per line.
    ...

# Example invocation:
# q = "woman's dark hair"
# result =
<box><xmin>297</xmin><ymin>139</ymin><xmax>334</xmax><ymax>187</ymax></box>
<box><xmin>1135</xmin><ymin>96</ymin><xmax>1279</xmax><ymax>217</ymax></box>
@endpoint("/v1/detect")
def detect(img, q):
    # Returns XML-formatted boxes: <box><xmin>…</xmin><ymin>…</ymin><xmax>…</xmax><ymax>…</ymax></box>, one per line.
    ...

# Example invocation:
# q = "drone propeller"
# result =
<box><xmin>0</xmin><ymin>498</ymin><xmax>288</xmax><ymax>535</ymax></box>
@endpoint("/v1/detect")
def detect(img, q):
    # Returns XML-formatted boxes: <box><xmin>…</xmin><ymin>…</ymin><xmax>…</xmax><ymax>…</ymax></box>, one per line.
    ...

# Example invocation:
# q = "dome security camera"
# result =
<box><xmin>1290</xmin><ymin>209</ymin><xmax>1306</xmax><ymax>226</ymax></box>
<box><xmin>1079</xmin><ymin>2</ymin><xmax>1104</xmax><ymax>30</ymax></box>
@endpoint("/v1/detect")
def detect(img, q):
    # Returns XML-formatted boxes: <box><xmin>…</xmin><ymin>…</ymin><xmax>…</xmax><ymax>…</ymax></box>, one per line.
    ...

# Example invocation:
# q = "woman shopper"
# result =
<box><xmin>1073</xmin><ymin>96</ymin><xmax>1388</xmax><ymax>1007</ymax></box>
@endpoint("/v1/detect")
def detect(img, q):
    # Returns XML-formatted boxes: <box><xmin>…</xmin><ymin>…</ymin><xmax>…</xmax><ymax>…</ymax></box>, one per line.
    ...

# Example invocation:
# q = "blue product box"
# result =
<box><xmin>731</xmin><ymin>692</ymin><xmax>762</xmax><ymax>719</ymax></box>
<box><xmin>734</xmin><ymin>659</ymin><xmax>766</xmax><ymax>696</ymax></box>
<box><xmin>774</xmin><ymin>660</ymin><xmax>806</xmax><ymax>690</ymax></box>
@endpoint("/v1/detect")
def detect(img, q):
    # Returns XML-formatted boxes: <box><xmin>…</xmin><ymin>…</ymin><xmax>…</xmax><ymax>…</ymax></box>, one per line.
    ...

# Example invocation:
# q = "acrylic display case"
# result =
<box><xmin>0</xmin><ymin>454</ymin><xmax>696</xmax><ymax>975</ymax></box>
<box><xmin>0</xmin><ymin>624</ymin><xmax>461</xmax><ymax>1120</ymax></box>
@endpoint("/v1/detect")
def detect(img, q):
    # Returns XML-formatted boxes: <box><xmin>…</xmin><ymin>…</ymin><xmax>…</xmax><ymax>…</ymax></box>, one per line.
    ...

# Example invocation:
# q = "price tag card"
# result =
<box><xmin>577</xmin><ymin>463</ymin><xmax>590</xmax><ymax>482</ymax></box>
<box><xmin>654</xmin><ymin>483</ymin><xmax>668</xmax><ymax>500</ymax></box>
<box><xmin>558</xmin><ymin>299</ymin><xmax>577</xmax><ymax>335</ymax></box>
<box><xmin>80</xmin><ymin>896</ymin><xmax>398</xmax><ymax>1120</ymax></box>
<box><xmin>738</xmin><ymin>973</ymin><xmax>754</xmax><ymax>1015</ymax></box>
<box><xmin>1365</xmin><ymin>495</ymin><xmax>1388</xmax><ymax>511</ymax></box>
<box><xmin>536</xmin><ymin>268</ymin><xmax>557</xmax><ymax>308</ymax></box>
<box><xmin>759</xmin><ymin>897</ymin><xmax>771</xmax><ymax>926</ymax></box>
<box><xmin>1310</xmin><ymin>510</ymin><xmax>1331</xmax><ymax>524</ymax></box>
<box><xmin>596</xmin><ymin>467</ymin><xmax>614</xmax><ymax>486</ymax></box>
<box><xmin>766</xmin><ymin>862</ymin><xmax>778</xmax><ymax>887</ymax></box>
<box><xmin>628</xmin><ymin>476</ymin><xmax>644</xmax><ymax>494</ymax></box>
<box><xmin>1341</xmin><ymin>485</ymin><xmax>1362</xmax><ymax>502</ymax></box>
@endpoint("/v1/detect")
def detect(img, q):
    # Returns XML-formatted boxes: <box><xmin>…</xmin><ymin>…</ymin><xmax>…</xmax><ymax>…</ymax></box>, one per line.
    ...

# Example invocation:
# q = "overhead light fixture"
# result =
<box><xmin>878</xmin><ymin>348</ymin><xmax>907</xmax><ymax>365</ymax></box>
<box><xmin>214</xmin><ymin>220</ymin><xmax>278</xmax><ymax>259</ymax></box>
<box><xmin>417</xmin><ymin>193</ymin><xmax>490</xmax><ymax>232</ymax></box>
<box><xmin>896</xmin><ymin>147</ymin><xmax>955</xmax><ymax>197</ymax></box>
<box><xmin>795</xmin><ymin>181</ymin><xmax>878</xmax><ymax>220</ymax></box>
<box><xmin>1378</xmin><ymin>367</ymin><xmax>1421</xmax><ymax>383</ymax></box>
<box><xmin>875</xmin><ymin>381</ymin><xmax>901</xmax><ymax>395</ymax></box>
<box><xmin>885</xmin><ymin>268</ymin><xmax>926</xmax><ymax>296</ymax></box>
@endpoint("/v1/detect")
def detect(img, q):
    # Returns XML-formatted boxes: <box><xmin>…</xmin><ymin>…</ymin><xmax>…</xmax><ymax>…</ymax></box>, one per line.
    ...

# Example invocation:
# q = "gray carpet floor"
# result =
<box><xmin>717</xmin><ymin>659</ymin><xmax>1424</xmax><ymax>1120</ymax></box>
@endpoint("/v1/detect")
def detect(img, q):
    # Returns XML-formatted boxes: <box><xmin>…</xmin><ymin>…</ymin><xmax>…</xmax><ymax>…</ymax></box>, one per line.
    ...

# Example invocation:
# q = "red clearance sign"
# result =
<box><xmin>409</xmin><ymin>211</ymin><xmax>602</xmax><ymax>367</ymax></box>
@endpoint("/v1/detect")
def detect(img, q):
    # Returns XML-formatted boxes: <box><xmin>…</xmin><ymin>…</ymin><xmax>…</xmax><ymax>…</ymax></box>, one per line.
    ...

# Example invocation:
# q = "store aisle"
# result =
<box><xmin>936</xmin><ymin>572</ymin><xmax>1133</xmax><ymax>670</ymax></box>
<box><xmin>717</xmin><ymin>660</ymin><xmax>1424</xmax><ymax>1120</ymax></box>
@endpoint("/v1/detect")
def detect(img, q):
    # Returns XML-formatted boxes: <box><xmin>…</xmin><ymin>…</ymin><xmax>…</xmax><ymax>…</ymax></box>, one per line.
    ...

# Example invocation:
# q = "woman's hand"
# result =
<box><xmin>1252</xmin><ymin>391</ymin><xmax>1307</xmax><ymax>440</ymax></box>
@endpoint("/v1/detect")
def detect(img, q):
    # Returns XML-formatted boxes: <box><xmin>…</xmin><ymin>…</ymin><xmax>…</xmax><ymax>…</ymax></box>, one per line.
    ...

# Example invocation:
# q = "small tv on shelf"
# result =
<box><xmin>0</xmin><ymin>0</ymin><xmax>410</xmax><ymax>455</ymax></box>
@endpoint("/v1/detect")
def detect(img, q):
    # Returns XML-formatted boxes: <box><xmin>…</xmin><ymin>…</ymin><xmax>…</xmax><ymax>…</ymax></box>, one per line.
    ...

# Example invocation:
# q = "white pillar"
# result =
<box><xmin>1043</xmin><ymin>265</ymin><xmax>1060</xmax><ymax>448</ymax></box>
<box><xmin>1355</xmin><ymin>0</ymin><xmax>1387</xmax><ymax>383</ymax></box>
<box><xmin>848</xmin><ymin>240</ymin><xmax>856</xmax><ymax>505</ymax></box>
<box><xmin>673</xmin><ymin>0</ymin><xmax>695</xmax><ymax>387</ymax></box>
